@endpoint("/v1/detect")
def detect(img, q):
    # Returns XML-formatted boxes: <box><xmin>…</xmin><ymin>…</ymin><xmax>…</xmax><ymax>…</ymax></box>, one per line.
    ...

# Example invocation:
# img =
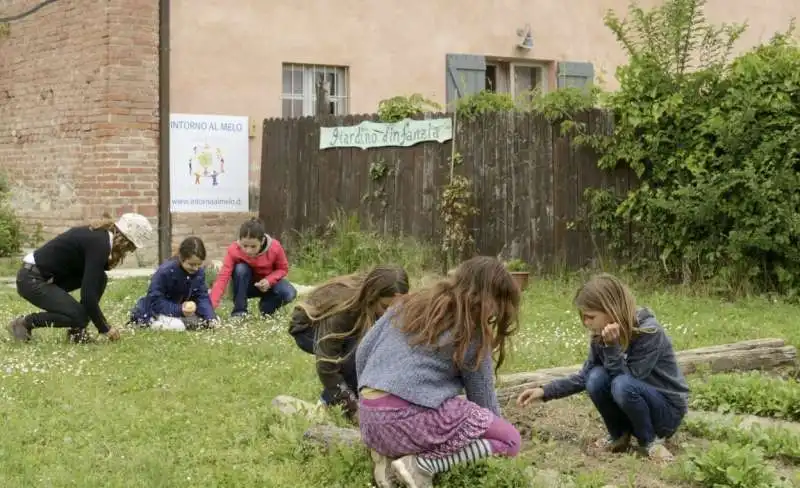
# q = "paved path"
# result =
<box><xmin>1</xmin><ymin>264</ymin><xmax>316</xmax><ymax>294</ymax></box>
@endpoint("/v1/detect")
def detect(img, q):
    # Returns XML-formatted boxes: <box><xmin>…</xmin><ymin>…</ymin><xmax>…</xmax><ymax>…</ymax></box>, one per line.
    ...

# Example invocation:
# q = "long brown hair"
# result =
<box><xmin>89</xmin><ymin>214</ymin><xmax>137</xmax><ymax>269</ymax></box>
<box><xmin>394</xmin><ymin>256</ymin><xmax>520</xmax><ymax>372</ymax></box>
<box><xmin>574</xmin><ymin>273</ymin><xmax>654</xmax><ymax>350</ymax></box>
<box><xmin>299</xmin><ymin>265</ymin><xmax>410</xmax><ymax>361</ymax></box>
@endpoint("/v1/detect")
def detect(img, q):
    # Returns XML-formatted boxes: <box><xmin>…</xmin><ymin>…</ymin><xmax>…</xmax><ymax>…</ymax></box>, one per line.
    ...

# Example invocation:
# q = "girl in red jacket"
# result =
<box><xmin>210</xmin><ymin>218</ymin><xmax>297</xmax><ymax>318</ymax></box>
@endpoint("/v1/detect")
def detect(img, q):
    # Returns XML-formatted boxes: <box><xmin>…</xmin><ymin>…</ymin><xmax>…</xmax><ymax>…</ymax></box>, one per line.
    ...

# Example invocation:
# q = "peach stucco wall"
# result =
<box><xmin>169</xmin><ymin>0</ymin><xmax>799</xmax><ymax>185</ymax></box>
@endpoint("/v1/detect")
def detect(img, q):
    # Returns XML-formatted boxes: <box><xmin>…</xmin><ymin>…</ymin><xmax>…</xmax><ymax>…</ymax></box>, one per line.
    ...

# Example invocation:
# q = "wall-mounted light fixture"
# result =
<box><xmin>516</xmin><ymin>24</ymin><xmax>533</xmax><ymax>50</ymax></box>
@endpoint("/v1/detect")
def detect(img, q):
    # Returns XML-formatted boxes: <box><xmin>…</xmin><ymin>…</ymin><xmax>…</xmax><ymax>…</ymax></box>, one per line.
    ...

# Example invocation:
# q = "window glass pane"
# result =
<box><xmin>282</xmin><ymin>67</ymin><xmax>292</xmax><ymax>94</ymax></box>
<box><xmin>326</xmin><ymin>73</ymin><xmax>336</xmax><ymax>96</ymax></box>
<box><xmin>292</xmin><ymin>68</ymin><xmax>304</xmax><ymax>94</ymax></box>
<box><xmin>514</xmin><ymin>66</ymin><xmax>536</xmax><ymax>95</ymax></box>
<box><xmin>281</xmin><ymin>98</ymin><xmax>304</xmax><ymax>118</ymax></box>
<box><xmin>283</xmin><ymin>65</ymin><xmax>304</xmax><ymax>95</ymax></box>
<box><xmin>282</xmin><ymin>99</ymin><xmax>293</xmax><ymax>118</ymax></box>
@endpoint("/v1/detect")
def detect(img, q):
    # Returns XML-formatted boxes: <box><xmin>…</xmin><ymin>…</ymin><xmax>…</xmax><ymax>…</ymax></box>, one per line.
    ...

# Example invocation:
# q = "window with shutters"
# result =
<box><xmin>281</xmin><ymin>63</ymin><xmax>349</xmax><ymax>118</ymax></box>
<box><xmin>447</xmin><ymin>54</ymin><xmax>594</xmax><ymax>108</ymax></box>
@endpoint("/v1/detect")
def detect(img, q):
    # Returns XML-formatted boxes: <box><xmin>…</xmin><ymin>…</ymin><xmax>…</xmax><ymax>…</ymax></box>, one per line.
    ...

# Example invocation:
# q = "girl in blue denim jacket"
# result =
<box><xmin>129</xmin><ymin>236</ymin><xmax>217</xmax><ymax>331</ymax></box>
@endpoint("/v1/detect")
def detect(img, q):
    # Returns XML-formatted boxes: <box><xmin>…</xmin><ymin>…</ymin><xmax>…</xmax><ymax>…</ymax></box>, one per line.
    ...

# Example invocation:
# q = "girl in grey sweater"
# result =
<box><xmin>517</xmin><ymin>273</ymin><xmax>690</xmax><ymax>463</ymax></box>
<box><xmin>356</xmin><ymin>256</ymin><xmax>522</xmax><ymax>488</ymax></box>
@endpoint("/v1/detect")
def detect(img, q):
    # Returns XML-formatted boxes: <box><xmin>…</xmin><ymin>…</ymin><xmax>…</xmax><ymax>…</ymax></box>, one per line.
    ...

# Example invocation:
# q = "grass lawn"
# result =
<box><xmin>0</xmin><ymin>269</ymin><xmax>799</xmax><ymax>487</ymax></box>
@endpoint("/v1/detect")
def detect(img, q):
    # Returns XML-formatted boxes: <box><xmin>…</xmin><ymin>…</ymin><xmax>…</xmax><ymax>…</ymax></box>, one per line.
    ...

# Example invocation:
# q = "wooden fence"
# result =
<box><xmin>259</xmin><ymin>109</ymin><xmax>634</xmax><ymax>272</ymax></box>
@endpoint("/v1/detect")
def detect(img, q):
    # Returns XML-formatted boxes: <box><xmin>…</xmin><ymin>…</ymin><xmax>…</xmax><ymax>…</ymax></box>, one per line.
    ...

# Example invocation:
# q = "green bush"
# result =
<box><xmin>283</xmin><ymin>210</ymin><xmax>440</xmax><ymax>283</ymax></box>
<box><xmin>0</xmin><ymin>173</ymin><xmax>22</xmax><ymax>257</ymax></box>
<box><xmin>585</xmin><ymin>0</ymin><xmax>800</xmax><ymax>295</ymax></box>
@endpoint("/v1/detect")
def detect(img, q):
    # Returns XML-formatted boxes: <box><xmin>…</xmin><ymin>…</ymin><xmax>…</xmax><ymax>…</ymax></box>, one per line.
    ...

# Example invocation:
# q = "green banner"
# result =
<box><xmin>319</xmin><ymin>118</ymin><xmax>453</xmax><ymax>150</ymax></box>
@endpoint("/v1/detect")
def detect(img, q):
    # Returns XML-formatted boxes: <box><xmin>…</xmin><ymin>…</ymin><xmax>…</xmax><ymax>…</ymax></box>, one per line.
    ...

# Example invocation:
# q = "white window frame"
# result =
<box><xmin>281</xmin><ymin>63</ymin><xmax>350</xmax><ymax>118</ymax></box>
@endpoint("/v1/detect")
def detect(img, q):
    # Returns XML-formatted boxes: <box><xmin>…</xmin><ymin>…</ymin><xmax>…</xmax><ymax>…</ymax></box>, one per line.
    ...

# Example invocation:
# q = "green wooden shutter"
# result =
<box><xmin>556</xmin><ymin>62</ymin><xmax>595</xmax><ymax>90</ymax></box>
<box><xmin>446</xmin><ymin>54</ymin><xmax>486</xmax><ymax>106</ymax></box>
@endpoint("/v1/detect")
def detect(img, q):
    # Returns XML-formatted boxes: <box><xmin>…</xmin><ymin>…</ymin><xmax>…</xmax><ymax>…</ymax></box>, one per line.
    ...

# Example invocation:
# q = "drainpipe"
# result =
<box><xmin>157</xmin><ymin>0</ymin><xmax>171</xmax><ymax>262</ymax></box>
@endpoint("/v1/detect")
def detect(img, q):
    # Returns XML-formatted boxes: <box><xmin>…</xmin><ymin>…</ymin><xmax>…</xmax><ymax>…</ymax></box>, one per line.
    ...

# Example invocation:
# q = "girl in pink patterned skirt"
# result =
<box><xmin>355</xmin><ymin>256</ymin><xmax>522</xmax><ymax>488</ymax></box>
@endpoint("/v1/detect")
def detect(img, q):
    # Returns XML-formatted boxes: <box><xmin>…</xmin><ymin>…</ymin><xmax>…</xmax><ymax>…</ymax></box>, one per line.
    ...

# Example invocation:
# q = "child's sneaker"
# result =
<box><xmin>370</xmin><ymin>450</ymin><xmax>397</xmax><ymax>488</ymax></box>
<box><xmin>390</xmin><ymin>455</ymin><xmax>433</xmax><ymax>488</ymax></box>
<box><xmin>646</xmin><ymin>439</ymin><xmax>674</xmax><ymax>462</ymax></box>
<box><xmin>594</xmin><ymin>433</ymin><xmax>631</xmax><ymax>452</ymax></box>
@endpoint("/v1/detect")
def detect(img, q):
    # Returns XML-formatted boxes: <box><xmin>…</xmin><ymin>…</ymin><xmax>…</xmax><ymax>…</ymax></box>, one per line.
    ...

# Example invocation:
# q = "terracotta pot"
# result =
<box><xmin>510</xmin><ymin>271</ymin><xmax>530</xmax><ymax>291</ymax></box>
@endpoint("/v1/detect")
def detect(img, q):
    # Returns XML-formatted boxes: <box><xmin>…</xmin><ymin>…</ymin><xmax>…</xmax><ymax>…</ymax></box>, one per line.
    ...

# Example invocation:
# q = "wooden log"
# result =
<box><xmin>497</xmin><ymin>338</ymin><xmax>797</xmax><ymax>403</ymax></box>
<box><xmin>686</xmin><ymin>410</ymin><xmax>800</xmax><ymax>435</ymax></box>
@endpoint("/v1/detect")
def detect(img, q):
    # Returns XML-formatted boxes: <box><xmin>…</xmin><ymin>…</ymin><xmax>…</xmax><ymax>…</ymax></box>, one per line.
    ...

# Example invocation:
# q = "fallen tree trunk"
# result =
<box><xmin>497</xmin><ymin>338</ymin><xmax>797</xmax><ymax>403</ymax></box>
<box><xmin>686</xmin><ymin>410</ymin><xmax>800</xmax><ymax>435</ymax></box>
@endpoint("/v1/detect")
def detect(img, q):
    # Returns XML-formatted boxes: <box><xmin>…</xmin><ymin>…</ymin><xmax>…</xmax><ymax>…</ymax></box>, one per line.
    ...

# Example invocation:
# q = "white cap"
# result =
<box><xmin>115</xmin><ymin>213</ymin><xmax>154</xmax><ymax>249</ymax></box>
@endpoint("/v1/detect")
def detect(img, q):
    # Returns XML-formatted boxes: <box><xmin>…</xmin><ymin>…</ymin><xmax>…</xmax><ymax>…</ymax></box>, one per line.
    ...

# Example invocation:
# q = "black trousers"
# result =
<box><xmin>16</xmin><ymin>265</ymin><xmax>107</xmax><ymax>330</ymax></box>
<box><xmin>291</xmin><ymin>326</ymin><xmax>359</xmax><ymax>403</ymax></box>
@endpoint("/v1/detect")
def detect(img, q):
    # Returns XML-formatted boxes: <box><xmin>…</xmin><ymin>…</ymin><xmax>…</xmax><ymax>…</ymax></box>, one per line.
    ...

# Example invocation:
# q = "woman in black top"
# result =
<box><xmin>8</xmin><ymin>213</ymin><xmax>154</xmax><ymax>343</ymax></box>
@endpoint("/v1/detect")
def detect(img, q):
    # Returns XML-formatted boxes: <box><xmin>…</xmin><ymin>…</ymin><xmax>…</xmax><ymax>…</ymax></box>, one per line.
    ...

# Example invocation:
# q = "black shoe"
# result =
<box><xmin>7</xmin><ymin>316</ymin><xmax>31</xmax><ymax>342</ymax></box>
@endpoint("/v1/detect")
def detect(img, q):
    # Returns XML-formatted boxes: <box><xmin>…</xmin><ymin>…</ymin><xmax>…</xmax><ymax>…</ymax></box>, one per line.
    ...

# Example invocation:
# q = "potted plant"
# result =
<box><xmin>505</xmin><ymin>258</ymin><xmax>530</xmax><ymax>291</ymax></box>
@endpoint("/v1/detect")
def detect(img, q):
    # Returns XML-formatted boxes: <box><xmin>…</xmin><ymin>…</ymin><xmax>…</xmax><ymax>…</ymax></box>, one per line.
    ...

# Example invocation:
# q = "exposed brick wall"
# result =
<box><xmin>170</xmin><ymin>212</ymin><xmax>257</xmax><ymax>261</ymax></box>
<box><xmin>0</xmin><ymin>0</ymin><xmax>159</xmax><ymax>265</ymax></box>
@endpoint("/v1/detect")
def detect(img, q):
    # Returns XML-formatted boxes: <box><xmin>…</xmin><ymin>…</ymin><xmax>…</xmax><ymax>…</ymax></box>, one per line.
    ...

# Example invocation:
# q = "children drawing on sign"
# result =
<box><xmin>194</xmin><ymin>172</ymin><xmax>201</xmax><ymax>185</ymax></box>
<box><xmin>211</xmin><ymin>171</ymin><xmax>219</xmax><ymax>186</ymax></box>
<box><xmin>189</xmin><ymin>158</ymin><xmax>192</xmax><ymax>175</ymax></box>
<box><xmin>516</xmin><ymin>273</ymin><xmax>689</xmax><ymax>463</ymax></box>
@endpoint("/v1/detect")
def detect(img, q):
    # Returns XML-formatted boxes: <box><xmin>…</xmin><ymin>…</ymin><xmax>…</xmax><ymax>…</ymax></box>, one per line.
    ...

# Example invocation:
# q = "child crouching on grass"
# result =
<box><xmin>129</xmin><ymin>236</ymin><xmax>217</xmax><ymax>331</ymax></box>
<box><xmin>209</xmin><ymin>218</ymin><xmax>297</xmax><ymax>318</ymax></box>
<box><xmin>355</xmin><ymin>256</ymin><xmax>522</xmax><ymax>488</ymax></box>
<box><xmin>517</xmin><ymin>273</ymin><xmax>689</xmax><ymax>462</ymax></box>
<box><xmin>288</xmin><ymin>265</ymin><xmax>410</xmax><ymax>423</ymax></box>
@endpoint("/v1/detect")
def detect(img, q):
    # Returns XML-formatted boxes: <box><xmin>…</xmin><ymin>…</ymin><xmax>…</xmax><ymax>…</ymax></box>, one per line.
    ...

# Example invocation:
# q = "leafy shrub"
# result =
<box><xmin>0</xmin><ymin>173</ymin><xmax>22</xmax><ymax>257</ymax></box>
<box><xmin>585</xmin><ymin>0</ymin><xmax>800</xmax><ymax>295</ymax></box>
<box><xmin>283</xmin><ymin>210</ymin><xmax>440</xmax><ymax>282</ymax></box>
<box><xmin>455</xmin><ymin>90</ymin><xmax>515</xmax><ymax>121</ymax></box>
<box><xmin>377</xmin><ymin>94</ymin><xmax>442</xmax><ymax>122</ymax></box>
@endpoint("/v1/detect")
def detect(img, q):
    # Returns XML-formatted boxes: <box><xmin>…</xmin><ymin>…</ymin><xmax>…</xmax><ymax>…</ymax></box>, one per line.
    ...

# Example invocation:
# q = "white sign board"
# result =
<box><xmin>170</xmin><ymin>113</ymin><xmax>249</xmax><ymax>213</ymax></box>
<box><xmin>319</xmin><ymin>118</ymin><xmax>453</xmax><ymax>150</ymax></box>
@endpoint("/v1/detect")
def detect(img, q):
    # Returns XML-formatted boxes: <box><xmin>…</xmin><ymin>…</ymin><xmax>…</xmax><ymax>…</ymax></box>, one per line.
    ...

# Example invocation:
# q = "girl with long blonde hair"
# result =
<box><xmin>356</xmin><ymin>256</ymin><xmax>522</xmax><ymax>488</ymax></box>
<box><xmin>517</xmin><ymin>273</ymin><xmax>690</xmax><ymax>463</ymax></box>
<box><xmin>289</xmin><ymin>264</ymin><xmax>409</xmax><ymax>421</ymax></box>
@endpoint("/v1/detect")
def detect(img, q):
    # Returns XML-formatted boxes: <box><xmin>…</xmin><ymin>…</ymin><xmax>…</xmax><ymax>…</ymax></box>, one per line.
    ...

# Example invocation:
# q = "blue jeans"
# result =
<box><xmin>292</xmin><ymin>325</ymin><xmax>359</xmax><ymax>405</ymax></box>
<box><xmin>585</xmin><ymin>366</ymin><xmax>684</xmax><ymax>447</ymax></box>
<box><xmin>231</xmin><ymin>263</ymin><xmax>297</xmax><ymax>317</ymax></box>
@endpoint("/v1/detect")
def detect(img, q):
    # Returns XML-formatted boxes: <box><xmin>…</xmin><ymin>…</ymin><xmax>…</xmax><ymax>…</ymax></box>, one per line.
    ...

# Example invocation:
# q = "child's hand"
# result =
<box><xmin>516</xmin><ymin>387</ymin><xmax>544</xmax><ymax>407</ymax></box>
<box><xmin>182</xmin><ymin>301</ymin><xmax>197</xmax><ymax>316</ymax></box>
<box><xmin>105</xmin><ymin>327</ymin><xmax>121</xmax><ymax>342</ymax></box>
<box><xmin>254</xmin><ymin>279</ymin><xmax>271</xmax><ymax>292</ymax></box>
<box><xmin>601</xmin><ymin>323</ymin><xmax>621</xmax><ymax>344</ymax></box>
